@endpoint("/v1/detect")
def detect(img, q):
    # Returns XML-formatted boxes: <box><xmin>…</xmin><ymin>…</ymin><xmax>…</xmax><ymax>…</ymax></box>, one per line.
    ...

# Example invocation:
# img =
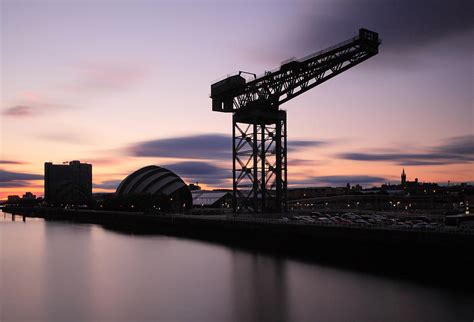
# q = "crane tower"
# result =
<box><xmin>211</xmin><ymin>28</ymin><xmax>380</xmax><ymax>214</ymax></box>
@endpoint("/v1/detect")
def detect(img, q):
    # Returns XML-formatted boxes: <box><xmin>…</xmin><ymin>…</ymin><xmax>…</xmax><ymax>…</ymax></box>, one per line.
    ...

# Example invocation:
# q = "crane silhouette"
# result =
<box><xmin>211</xmin><ymin>28</ymin><xmax>380</xmax><ymax>214</ymax></box>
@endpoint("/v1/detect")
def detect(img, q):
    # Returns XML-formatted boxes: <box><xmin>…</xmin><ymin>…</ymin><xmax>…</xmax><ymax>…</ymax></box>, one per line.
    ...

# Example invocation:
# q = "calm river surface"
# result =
<box><xmin>1</xmin><ymin>210</ymin><xmax>473</xmax><ymax>322</ymax></box>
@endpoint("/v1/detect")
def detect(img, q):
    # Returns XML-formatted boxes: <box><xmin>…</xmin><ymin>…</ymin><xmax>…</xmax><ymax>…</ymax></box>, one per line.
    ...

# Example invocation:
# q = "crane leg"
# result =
<box><xmin>232</xmin><ymin>108</ymin><xmax>287</xmax><ymax>215</ymax></box>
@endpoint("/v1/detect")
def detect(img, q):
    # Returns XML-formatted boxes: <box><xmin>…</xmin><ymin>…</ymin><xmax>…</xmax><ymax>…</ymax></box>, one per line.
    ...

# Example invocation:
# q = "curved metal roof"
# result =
<box><xmin>116</xmin><ymin>165</ymin><xmax>187</xmax><ymax>196</ymax></box>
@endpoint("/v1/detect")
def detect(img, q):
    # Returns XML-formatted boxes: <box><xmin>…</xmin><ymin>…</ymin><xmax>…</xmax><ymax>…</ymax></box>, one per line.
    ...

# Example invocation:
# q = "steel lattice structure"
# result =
<box><xmin>232</xmin><ymin>110</ymin><xmax>287</xmax><ymax>213</ymax></box>
<box><xmin>211</xmin><ymin>29</ymin><xmax>380</xmax><ymax>213</ymax></box>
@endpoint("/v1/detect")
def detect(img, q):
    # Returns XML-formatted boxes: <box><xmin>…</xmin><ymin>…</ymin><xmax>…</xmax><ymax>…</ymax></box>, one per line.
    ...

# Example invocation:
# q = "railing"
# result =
<box><xmin>211</xmin><ymin>30</ymin><xmax>383</xmax><ymax>94</ymax></box>
<box><xmin>250</xmin><ymin>35</ymin><xmax>362</xmax><ymax>82</ymax></box>
<box><xmin>211</xmin><ymin>35</ymin><xmax>362</xmax><ymax>87</ymax></box>
<box><xmin>297</xmin><ymin>36</ymin><xmax>358</xmax><ymax>63</ymax></box>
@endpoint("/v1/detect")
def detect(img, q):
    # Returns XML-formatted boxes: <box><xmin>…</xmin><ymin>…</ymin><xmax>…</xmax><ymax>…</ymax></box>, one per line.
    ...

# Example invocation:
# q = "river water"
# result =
<box><xmin>1</xmin><ymin>211</ymin><xmax>473</xmax><ymax>322</ymax></box>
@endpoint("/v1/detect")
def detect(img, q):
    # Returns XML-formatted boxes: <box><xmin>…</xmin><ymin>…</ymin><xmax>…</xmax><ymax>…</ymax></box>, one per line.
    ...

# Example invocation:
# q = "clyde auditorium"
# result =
<box><xmin>116</xmin><ymin>165</ymin><xmax>192</xmax><ymax>209</ymax></box>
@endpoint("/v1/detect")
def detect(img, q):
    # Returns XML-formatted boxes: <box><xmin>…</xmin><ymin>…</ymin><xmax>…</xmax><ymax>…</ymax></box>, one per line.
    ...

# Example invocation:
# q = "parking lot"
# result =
<box><xmin>283</xmin><ymin>212</ymin><xmax>446</xmax><ymax>229</ymax></box>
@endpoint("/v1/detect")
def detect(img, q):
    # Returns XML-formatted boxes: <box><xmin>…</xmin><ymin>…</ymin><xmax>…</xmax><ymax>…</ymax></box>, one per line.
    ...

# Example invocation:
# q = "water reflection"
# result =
<box><xmin>231</xmin><ymin>251</ymin><xmax>288</xmax><ymax>322</ymax></box>
<box><xmin>1</xmin><ymin>211</ymin><xmax>47</xmax><ymax>321</ymax></box>
<box><xmin>41</xmin><ymin>222</ymin><xmax>95</xmax><ymax>320</ymax></box>
<box><xmin>1</xmin><ymin>211</ymin><xmax>473</xmax><ymax>321</ymax></box>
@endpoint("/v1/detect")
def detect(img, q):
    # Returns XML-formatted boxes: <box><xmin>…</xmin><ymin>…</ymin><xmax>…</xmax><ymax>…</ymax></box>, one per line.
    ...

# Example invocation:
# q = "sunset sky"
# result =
<box><xmin>1</xmin><ymin>0</ymin><xmax>473</xmax><ymax>199</ymax></box>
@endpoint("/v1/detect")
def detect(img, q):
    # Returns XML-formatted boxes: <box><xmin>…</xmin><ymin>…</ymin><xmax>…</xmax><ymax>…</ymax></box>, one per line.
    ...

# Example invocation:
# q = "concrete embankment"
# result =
<box><xmin>3</xmin><ymin>206</ymin><xmax>472</xmax><ymax>251</ymax></box>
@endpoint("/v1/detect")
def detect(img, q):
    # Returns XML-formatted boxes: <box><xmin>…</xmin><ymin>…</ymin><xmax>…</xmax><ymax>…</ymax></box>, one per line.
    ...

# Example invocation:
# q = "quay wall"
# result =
<box><xmin>4</xmin><ymin>206</ymin><xmax>473</xmax><ymax>254</ymax></box>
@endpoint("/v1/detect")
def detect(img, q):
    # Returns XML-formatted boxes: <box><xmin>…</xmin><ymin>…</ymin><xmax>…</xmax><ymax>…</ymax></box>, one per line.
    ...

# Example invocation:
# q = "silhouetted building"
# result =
<box><xmin>188</xmin><ymin>183</ymin><xmax>201</xmax><ymax>191</ymax></box>
<box><xmin>44</xmin><ymin>161</ymin><xmax>92</xmax><ymax>205</ymax></box>
<box><xmin>192</xmin><ymin>190</ymin><xmax>232</xmax><ymax>208</ymax></box>
<box><xmin>22</xmin><ymin>192</ymin><xmax>36</xmax><ymax>200</ymax></box>
<box><xmin>5</xmin><ymin>193</ymin><xmax>40</xmax><ymax>206</ymax></box>
<box><xmin>400</xmin><ymin>169</ymin><xmax>439</xmax><ymax>194</ymax></box>
<box><xmin>92</xmin><ymin>192</ymin><xmax>115</xmax><ymax>202</ymax></box>
<box><xmin>115</xmin><ymin>165</ymin><xmax>192</xmax><ymax>211</ymax></box>
<box><xmin>7</xmin><ymin>195</ymin><xmax>20</xmax><ymax>203</ymax></box>
<box><xmin>287</xmin><ymin>187</ymin><xmax>347</xmax><ymax>200</ymax></box>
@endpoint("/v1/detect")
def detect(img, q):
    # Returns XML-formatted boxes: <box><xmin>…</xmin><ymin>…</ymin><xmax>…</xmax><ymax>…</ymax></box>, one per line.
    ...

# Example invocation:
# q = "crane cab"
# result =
<box><xmin>359</xmin><ymin>28</ymin><xmax>380</xmax><ymax>54</ymax></box>
<box><xmin>211</xmin><ymin>75</ymin><xmax>246</xmax><ymax>112</ymax></box>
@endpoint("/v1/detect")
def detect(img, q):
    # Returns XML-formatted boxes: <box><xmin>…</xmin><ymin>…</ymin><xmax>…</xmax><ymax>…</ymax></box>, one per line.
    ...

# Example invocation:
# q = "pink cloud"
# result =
<box><xmin>2</xmin><ymin>105</ymin><xmax>34</xmax><ymax>117</ymax></box>
<box><xmin>81</xmin><ymin>157</ymin><xmax>123</xmax><ymax>166</ymax></box>
<box><xmin>72</xmin><ymin>62</ymin><xmax>147</xmax><ymax>92</ymax></box>
<box><xmin>19</xmin><ymin>90</ymin><xmax>45</xmax><ymax>102</ymax></box>
<box><xmin>3</xmin><ymin>92</ymin><xmax>75</xmax><ymax>119</ymax></box>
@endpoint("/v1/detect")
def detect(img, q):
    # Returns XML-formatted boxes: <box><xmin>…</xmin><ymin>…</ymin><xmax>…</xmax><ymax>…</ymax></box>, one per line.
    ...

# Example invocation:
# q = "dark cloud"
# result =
<box><xmin>396</xmin><ymin>160</ymin><xmax>452</xmax><ymax>166</ymax></box>
<box><xmin>338</xmin><ymin>152</ymin><xmax>468</xmax><ymax>163</ymax></box>
<box><xmin>296</xmin><ymin>175</ymin><xmax>387</xmax><ymax>187</ymax></box>
<box><xmin>0</xmin><ymin>181</ymin><xmax>31</xmax><ymax>188</ymax></box>
<box><xmin>288</xmin><ymin>158</ymin><xmax>316</xmax><ymax>166</ymax></box>
<box><xmin>0</xmin><ymin>160</ymin><xmax>25</xmax><ymax>165</ymax></box>
<box><xmin>126</xmin><ymin>134</ymin><xmax>326</xmax><ymax>160</ymax></box>
<box><xmin>2</xmin><ymin>105</ymin><xmax>34</xmax><ymax>117</ymax></box>
<box><xmin>162</xmin><ymin>161</ymin><xmax>230</xmax><ymax>186</ymax></box>
<box><xmin>93</xmin><ymin>180</ymin><xmax>122</xmax><ymax>190</ymax></box>
<box><xmin>338</xmin><ymin>135</ymin><xmax>474</xmax><ymax>166</ymax></box>
<box><xmin>287</xmin><ymin>158</ymin><xmax>328</xmax><ymax>167</ymax></box>
<box><xmin>0</xmin><ymin>169</ymin><xmax>43</xmax><ymax>182</ymax></box>
<box><xmin>435</xmin><ymin>135</ymin><xmax>474</xmax><ymax>155</ymax></box>
<box><xmin>289</xmin><ymin>140</ymin><xmax>327</xmax><ymax>150</ymax></box>
<box><xmin>0</xmin><ymin>169</ymin><xmax>42</xmax><ymax>189</ymax></box>
<box><xmin>297</xmin><ymin>0</ymin><xmax>473</xmax><ymax>54</ymax></box>
<box><xmin>126</xmin><ymin>134</ymin><xmax>230</xmax><ymax>160</ymax></box>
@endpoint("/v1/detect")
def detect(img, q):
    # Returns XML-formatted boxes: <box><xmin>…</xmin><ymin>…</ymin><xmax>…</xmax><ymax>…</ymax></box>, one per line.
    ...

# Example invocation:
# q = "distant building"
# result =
<box><xmin>287</xmin><ymin>187</ymin><xmax>347</xmax><ymax>200</ymax></box>
<box><xmin>192</xmin><ymin>190</ymin><xmax>232</xmax><ymax>208</ymax></box>
<box><xmin>44</xmin><ymin>161</ymin><xmax>92</xmax><ymax>205</ymax></box>
<box><xmin>92</xmin><ymin>192</ymin><xmax>115</xmax><ymax>202</ymax></box>
<box><xmin>22</xmin><ymin>192</ymin><xmax>36</xmax><ymax>200</ymax></box>
<box><xmin>7</xmin><ymin>195</ymin><xmax>21</xmax><ymax>203</ymax></box>
<box><xmin>188</xmin><ymin>183</ymin><xmax>201</xmax><ymax>191</ymax></box>
<box><xmin>398</xmin><ymin>169</ymin><xmax>439</xmax><ymax>194</ymax></box>
<box><xmin>5</xmin><ymin>193</ymin><xmax>39</xmax><ymax>206</ymax></box>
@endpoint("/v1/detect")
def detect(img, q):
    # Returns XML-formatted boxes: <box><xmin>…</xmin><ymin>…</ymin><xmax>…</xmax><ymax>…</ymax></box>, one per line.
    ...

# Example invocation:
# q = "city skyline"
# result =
<box><xmin>1</xmin><ymin>0</ymin><xmax>473</xmax><ymax>199</ymax></box>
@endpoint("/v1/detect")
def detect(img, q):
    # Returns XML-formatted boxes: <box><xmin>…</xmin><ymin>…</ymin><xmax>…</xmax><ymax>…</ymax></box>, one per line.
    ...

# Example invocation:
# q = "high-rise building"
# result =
<box><xmin>44</xmin><ymin>161</ymin><xmax>92</xmax><ymax>205</ymax></box>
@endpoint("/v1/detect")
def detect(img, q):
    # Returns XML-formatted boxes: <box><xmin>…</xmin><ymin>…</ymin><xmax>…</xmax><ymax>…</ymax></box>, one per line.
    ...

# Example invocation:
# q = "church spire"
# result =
<box><xmin>401</xmin><ymin>168</ymin><xmax>407</xmax><ymax>186</ymax></box>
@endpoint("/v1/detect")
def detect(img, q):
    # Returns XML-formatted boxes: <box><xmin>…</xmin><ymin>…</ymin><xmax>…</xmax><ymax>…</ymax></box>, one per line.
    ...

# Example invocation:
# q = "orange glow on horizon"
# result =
<box><xmin>1</xmin><ymin>160</ymin><xmax>472</xmax><ymax>201</ymax></box>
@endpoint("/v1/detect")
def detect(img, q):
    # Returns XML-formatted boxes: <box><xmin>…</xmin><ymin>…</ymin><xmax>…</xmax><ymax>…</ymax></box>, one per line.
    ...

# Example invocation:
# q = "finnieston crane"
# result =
<box><xmin>211</xmin><ymin>28</ymin><xmax>380</xmax><ymax>214</ymax></box>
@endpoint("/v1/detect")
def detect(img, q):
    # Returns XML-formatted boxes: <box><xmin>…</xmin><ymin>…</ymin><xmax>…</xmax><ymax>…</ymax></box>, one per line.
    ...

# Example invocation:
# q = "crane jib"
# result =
<box><xmin>211</xmin><ymin>28</ymin><xmax>379</xmax><ymax>113</ymax></box>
